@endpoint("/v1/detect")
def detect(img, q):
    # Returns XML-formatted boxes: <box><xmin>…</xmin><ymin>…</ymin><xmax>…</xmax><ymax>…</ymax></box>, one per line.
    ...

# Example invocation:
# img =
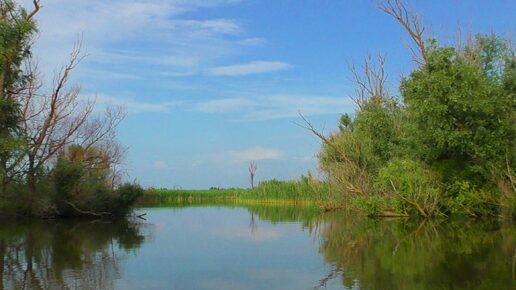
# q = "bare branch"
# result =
<box><xmin>295</xmin><ymin>112</ymin><xmax>331</xmax><ymax>145</ymax></box>
<box><xmin>14</xmin><ymin>37</ymin><xmax>127</xmax><ymax>191</ymax></box>
<box><xmin>348</xmin><ymin>54</ymin><xmax>388</xmax><ymax>109</ymax></box>
<box><xmin>378</xmin><ymin>0</ymin><xmax>427</xmax><ymax>65</ymax></box>
<box><xmin>26</xmin><ymin>0</ymin><xmax>40</xmax><ymax>20</ymax></box>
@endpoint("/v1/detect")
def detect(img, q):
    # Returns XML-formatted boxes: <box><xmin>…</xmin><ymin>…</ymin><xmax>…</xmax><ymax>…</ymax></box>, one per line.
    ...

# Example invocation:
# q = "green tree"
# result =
<box><xmin>0</xmin><ymin>0</ymin><xmax>39</xmax><ymax>191</ymax></box>
<box><xmin>400</xmin><ymin>35</ymin><xmax>515</xmax><ymax>198</ymax></box>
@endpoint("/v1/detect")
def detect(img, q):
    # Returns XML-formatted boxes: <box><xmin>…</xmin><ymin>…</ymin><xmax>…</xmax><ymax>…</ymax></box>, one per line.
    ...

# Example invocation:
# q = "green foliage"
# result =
<box><xmin>445</xmin><ymin>180</ymin><xmax>500</xmax><ymax>217</ymax></box>
<box><xmin>338</xmin><ymin>113</ymin><xmax>352</xmax><ymax>131</ymax></box>
<box><xmin>0</xmin><ymin>0</ymin><xmax>37</xmax><ymax>187</ymax></box>
<box><xmin>321</xmin><ymin>99</ymin><xmax>403</xmax><ymax>174</ymax></box>
<box><xmin>49</xmin><ymin>146</ymin><xmax>140</xmax><ymax>217</ymax></box>
<box><xmin>375</xmin><ymin>158</ymin><xmax>442</xmax><ymax>216</ymax></box>
<box><xmin>401</xmin><ymin>42</ymin><xmax>513</xmax><ymax>165</ymax></box>
<box><xmin>353</xmin><ymin>99</ymin><xmax>403</xmax><ymax>171</ymax></box>
<box><xmin>0</xmin><ymin>0</ymin><xmax>37</xmax><ymax>92</ymax></box>
<box><xmin>321</xmin><ymin>34</ymin><xmax>515</xmax><ymax>218</ymax></box>
<box><xmin>352</xmin><ymin>196</ymin><xmax>387</xmax><ymax>217</ymax></box>
<box><xmin>115</xmin><ymin>183</ymin><xmax>144</xmax><ymax>213</ymax></box>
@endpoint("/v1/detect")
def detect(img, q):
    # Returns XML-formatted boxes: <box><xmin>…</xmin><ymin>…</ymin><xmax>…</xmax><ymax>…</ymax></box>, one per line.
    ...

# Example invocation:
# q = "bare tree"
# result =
<box><xmin>349</xmin><ymin>54</ymin><xmax>388</xmax><ymax>110</ymax></box>
<box><xmin>378</xmin><ymin>0</ymin><xmax>427</xmax><ymax>66</ymax></box>
<box><xmin>16</xmin><ymin>39</ymin><xmax>126</xmax><ymax>199</ymax></box>
<box><xmin>248</xmin><ymin>160</ymin><xmax>257</xmax><ymax>189</ymax></box>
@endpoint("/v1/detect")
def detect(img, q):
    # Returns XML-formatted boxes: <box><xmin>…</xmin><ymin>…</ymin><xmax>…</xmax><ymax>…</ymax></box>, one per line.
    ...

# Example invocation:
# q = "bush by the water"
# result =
<box><xmin>320</xmin><ymin>35</ymin><xmax>515</xmax><ymax>218</ymax></box>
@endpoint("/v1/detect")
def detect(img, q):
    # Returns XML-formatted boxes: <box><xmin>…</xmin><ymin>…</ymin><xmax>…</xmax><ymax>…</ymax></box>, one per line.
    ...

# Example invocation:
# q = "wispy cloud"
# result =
<box><xmin>206</xmin><ymin>61</ymin><xmax>292</xmax><ymax>76</ymax></box>
<box><xmin>93</xmin><ymin>94</ymin><xmax>178</xmax><ymax>113</ymax></box>
<box><xmin>152</xmin><ymin>160</ymin><xmax>168</xmax><ymax>169</ymax></box>
<box><xmin>237</xmin><ymin>37</ymin><xmax>267</xmax><ymax>46</ymax></box>
<box><xmin>192</xmin><ymin>95</ymin><xmax>353</xmax><ymax>121</ymax></box>
<box><xmin>214</xmin><ymin>147</ymin><xmax>283</xmax><ymax>163</ymax></box>
<box><xmin>22</xmin><ymin>0</ymin><xmax>254</xmax><ymax>79</ymax></box>
<box><xmin>194</xmin><ymin>98</ymin><xmax>256</xmax><ymax>113</ymax></box>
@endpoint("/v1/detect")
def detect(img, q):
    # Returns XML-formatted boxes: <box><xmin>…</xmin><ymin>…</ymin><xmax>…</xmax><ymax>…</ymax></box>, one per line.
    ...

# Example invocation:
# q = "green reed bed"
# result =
<box><xmin>139</xmin><ymin>188</ymin><xmax>243</xmax><ymax>205</ymax></box>
<box><xmin>240</xmin><ymin>177</ymin><xmax>329</xmax><ymax>203</ymax></box>
<box><xmin>139</xmin><ymin>176</ymin><xmax>330</xmax><ymax>207</ymax></box>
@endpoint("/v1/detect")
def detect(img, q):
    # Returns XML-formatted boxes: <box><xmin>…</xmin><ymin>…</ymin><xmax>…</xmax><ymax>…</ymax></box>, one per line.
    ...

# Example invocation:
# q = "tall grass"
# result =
<box><xmin>241</xmin><ymin>175</ymin><xmax>329</xmax><ymax>203</ymax></box>
<box><xmin>139</xmin><ymin>188</ymin><xmax>243</xmax><ymax>205</ymax></box>
<box><xmin>139</xmin><ymin>175</ymin><xmax>330</xmax><ymax>207</ymax></box>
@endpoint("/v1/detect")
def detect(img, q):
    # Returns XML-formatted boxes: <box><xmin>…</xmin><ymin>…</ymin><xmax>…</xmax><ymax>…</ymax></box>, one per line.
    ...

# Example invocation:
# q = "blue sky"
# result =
<box><xmin>24</xmin><ymin>0</ymin><xmax>515</xmax><ymax>189</ymax></box>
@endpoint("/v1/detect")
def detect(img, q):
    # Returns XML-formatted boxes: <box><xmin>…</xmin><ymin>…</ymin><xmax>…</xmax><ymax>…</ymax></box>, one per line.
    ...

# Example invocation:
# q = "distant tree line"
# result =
<box><xmin>0</xmin><ymin>0</ymin><xmax>142</xmax><ymax>217</ymax></box>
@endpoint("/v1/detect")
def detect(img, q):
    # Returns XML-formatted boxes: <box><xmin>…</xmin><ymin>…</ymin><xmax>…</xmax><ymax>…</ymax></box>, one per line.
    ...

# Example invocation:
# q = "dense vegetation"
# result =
<box><xmin>0</xmin><ymin>1</ymin><xmax>142</xmax><ymax>218</ymax></box>
<box><xmin>319</xmin><ymin>33</ymin><xmax>515</xmax><ymax>218</ymax></box>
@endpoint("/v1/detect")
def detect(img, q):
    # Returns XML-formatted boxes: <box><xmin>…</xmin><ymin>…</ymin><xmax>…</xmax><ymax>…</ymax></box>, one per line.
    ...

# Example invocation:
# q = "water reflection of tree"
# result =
<box><xmin>0</xmin><ymin>219</ymin><xmax>146</xmax><ymax>290</ymax></box>
<box><xmin>314</xmin><ymin>215</ymin><xmax>515</xmax><ymax>290</ymax></box>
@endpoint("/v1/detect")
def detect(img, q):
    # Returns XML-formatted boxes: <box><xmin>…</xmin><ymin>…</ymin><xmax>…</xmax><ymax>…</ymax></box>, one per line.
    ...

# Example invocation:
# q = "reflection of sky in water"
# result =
<box><xmin>116</xmin><ymin>207</ymin><xmax>335</xmax><ymax>290</ymax></box>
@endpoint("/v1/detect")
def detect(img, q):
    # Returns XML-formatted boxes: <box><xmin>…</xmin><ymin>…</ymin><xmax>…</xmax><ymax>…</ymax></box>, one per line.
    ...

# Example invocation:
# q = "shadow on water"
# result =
<box><xmin>0</xmin><ymin>218</ymin><xmax>146</xmax><ymax>290</ymax></box>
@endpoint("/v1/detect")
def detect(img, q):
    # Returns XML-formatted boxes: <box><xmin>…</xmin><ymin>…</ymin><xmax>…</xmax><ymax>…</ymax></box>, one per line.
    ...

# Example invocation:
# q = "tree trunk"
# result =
<box><xmin>27</xmin><ymin>157</ymin><xmax>37</xmax><ymax>213</ymax></box>
<box><xmin>0</xmin><ymin>240</ymin><xmax>5</xmax><ymax>290</ymax></box>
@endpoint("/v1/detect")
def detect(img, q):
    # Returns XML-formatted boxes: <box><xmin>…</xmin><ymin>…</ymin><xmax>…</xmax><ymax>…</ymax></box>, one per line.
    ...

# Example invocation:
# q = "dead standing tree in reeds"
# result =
<box><xmin>249</xmin><ymin>160</ymin><xmax>257</xmax><ymax>189</ymax></box>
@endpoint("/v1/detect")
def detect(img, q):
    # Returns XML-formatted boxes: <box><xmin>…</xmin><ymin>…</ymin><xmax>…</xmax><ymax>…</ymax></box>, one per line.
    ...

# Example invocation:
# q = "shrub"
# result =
<box><xmin>115</xmin><ymin>183</ymin><xmax>144</xmax><ymax>214</ymax></box>
<box><xmin>49</xmin><ymin>147</ymin><xmax>142</xmax><ymax>217</ymax></box>
<box><xmin>375</xmin><ymin>158</ymin><xmax>442</xmax><ymax>217</ymax></box>
<box><xmin>352</xmin><ymin>196</ymin><xmax>387</xmax><ymax>217</ymax></box>
<box><xmin>445</xmin><ymin>180</ymin><xmax>500</xmax><ymax>217</ymax></box>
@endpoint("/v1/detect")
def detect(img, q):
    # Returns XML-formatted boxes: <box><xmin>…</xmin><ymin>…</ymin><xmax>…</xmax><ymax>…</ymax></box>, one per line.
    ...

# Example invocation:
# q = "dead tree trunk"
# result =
<box><xmin>248</xmin><ymin>161</ymin><xmax>257</xmax><ymax>189</ymax></box>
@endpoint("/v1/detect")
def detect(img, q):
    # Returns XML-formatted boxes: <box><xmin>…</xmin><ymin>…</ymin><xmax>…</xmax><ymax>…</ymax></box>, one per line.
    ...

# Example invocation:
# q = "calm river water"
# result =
<box><xmin>0</xmin><ymin>204</ymin><xmax>514</xmax><ymax>290</ymax></box>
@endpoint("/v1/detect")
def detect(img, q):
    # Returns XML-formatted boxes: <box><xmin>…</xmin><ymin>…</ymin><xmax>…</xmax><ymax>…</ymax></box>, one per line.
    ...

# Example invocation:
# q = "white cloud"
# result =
<box><xmin>215</xmin><ymin>147</ymin><xmax>283</xmax><ymax>163</ymax></box>
<box><xmin>93</xmin><ymin>94</ymin><xmax>178</xmax><ymax>113</ymax></box>
<box><xmin>193</xmin><ymin>95</ymin><xmax>354</xmax><ymax>121</ymax></box>
<box><xmin>237</xmin><ymin>37</ymin><xmax>267</xmax><ymax>46</ymax></box>
<box><xmin>206</xmin><ymin>61</ymin><xmax>292</xmax><ymax>76</ymax></box>
<box><xmin>194</xmin><ymin>98</ymin><xmax>256</xmax><ymax>113</ymax></box>
<box><xmin>175</xmin><ymin>19</ymin><xmax>241</xmax><ymax>34</ymax></box>
<box><xmin>21</xmin><ymin>0</ymin><xmax>254</xmax><ymax>80</ymax></box>
<box><xmin>152</xmin><ymin>161</ymin><xmax>167</xmax><ymax>169</ymax></box>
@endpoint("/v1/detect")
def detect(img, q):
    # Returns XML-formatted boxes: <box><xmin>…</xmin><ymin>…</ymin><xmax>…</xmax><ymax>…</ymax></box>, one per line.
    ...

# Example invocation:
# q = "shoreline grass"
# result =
<box><xmin>139</xmin><ymin>178</ymin><xmax>328</xmax><ymax>207</ymax></box>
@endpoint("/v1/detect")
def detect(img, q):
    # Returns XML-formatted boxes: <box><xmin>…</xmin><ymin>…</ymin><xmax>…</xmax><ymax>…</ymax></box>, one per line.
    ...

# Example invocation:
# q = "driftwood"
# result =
<box><xmin>64</xmin><ymin>200</ymin><xmax>113</xmax><ymax>217</ymax></box>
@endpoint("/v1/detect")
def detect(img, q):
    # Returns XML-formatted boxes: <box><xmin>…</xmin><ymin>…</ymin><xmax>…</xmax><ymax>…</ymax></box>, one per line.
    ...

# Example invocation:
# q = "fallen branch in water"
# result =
<box><xmin>64</xmin><ymin>200</ymin><xmax>113</xmax><ymax>217</ymax></box>
<box><xmin>390</xmin><ymin>180</ymin><xmax>428</xmax><ymax>218</ymax></box>
<box><xmin>319</xmin><ymin>205</ymin><xmax>344</xmax><ymax>212</ymax></box>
